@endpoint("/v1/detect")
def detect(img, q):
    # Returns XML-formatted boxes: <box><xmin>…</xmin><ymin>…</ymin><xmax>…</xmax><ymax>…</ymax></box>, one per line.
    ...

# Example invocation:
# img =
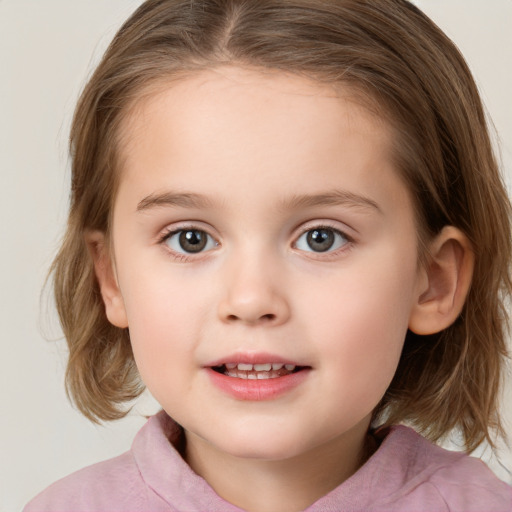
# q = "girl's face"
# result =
<box><xmin>109</xmin><ymin>68</ymin><xmax>425</xmax><ymax>466</ymax></box>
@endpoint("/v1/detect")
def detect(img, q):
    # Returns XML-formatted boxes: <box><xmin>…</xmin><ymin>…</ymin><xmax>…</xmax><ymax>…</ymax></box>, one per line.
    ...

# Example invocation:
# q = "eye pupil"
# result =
<box><xmin>179</xmin><ymin>230</ymin><xmax>207</xmax><ymax>253</ymax></box>
<box><xmin>307</xmin><ymin>229</ymin><xmax>335</xmax><ymax>252</ymax></box>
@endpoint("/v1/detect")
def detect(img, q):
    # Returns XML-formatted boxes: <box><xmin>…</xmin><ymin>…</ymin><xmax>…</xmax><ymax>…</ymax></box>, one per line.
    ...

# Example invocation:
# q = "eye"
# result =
<box><xmin>295</xmin><ymin>227</ymin><xmax>349</xmax><ymax>253</ymax></box>
<box><xmin>163</xmin><ymin>229</ymin><xmax>217</xmax><ymax>254</ymax></box>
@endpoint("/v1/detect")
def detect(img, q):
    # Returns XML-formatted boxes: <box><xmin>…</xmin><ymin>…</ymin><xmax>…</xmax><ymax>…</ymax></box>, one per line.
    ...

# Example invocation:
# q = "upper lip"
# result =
<box><xmin>205</xmin><ymin>352</ymin><xmax>306</xmax><ymax>368</ymax></box>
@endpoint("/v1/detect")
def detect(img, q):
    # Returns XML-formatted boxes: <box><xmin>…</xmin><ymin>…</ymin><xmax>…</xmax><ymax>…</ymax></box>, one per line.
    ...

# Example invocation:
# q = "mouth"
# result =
<box><xmin>206</xmin><ymin>358</ymin><xmax>310</xmax><ymax>400</ymax></box>
<box><xmin>211</xmin><ymin>363</ymin><xmax>307</xmax><ymax>380</ymax></box>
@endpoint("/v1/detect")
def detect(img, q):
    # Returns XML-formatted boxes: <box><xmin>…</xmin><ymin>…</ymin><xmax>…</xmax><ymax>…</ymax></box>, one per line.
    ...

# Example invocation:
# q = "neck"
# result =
<box><xmin>184</xmin><ymin>419</ymin><xmax>373</xmax><ymax>512</ymax></box>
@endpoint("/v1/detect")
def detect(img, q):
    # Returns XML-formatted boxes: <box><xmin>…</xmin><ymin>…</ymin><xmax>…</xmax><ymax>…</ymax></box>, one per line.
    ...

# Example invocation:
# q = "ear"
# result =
<box><xmin>85</xmin><ymin>230</ymin><xmax>129</xmax><ymax>329</ymax></box>
<box><xmin>409</xmin><ymin>226</ymin><xmax>474</xmax><ymax>335</ymax></box>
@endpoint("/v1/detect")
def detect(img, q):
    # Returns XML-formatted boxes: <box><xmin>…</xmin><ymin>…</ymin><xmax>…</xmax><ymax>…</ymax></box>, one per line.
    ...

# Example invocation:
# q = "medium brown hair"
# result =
<box><xmin>52</xmin><ymin>0</ymin><xmax>511</xmax><ymax>451</ymax></box>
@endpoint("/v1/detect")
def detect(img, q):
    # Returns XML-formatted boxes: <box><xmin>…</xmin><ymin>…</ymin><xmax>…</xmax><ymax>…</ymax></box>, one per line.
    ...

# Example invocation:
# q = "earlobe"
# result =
<box><xmin>409</xmin><ymin>226</ymin><xmax>474</xmax><ymax>335</ymax></box>
<box><xmin>85</xmin><ymin>230</ymin><xmax>129</xmax><ymax>329</ymax></box>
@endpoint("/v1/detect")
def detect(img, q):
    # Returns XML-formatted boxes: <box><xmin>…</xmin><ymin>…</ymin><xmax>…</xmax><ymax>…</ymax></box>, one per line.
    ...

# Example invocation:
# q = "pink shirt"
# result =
<box><xmin>25</xmin><ymin>411</ymin><xmax>512</xmax><ymax>511</ymax></box>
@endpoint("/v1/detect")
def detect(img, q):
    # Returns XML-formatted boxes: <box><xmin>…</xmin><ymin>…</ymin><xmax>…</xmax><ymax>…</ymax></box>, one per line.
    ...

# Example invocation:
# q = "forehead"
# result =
<box><xmin>120</xmin><ymin>66</ymin><xmax>392</xmax><ymax>150</ymax></box>
<box><xmin>115</xmin><ymin>66</ymin><xmax>405</xmax><ymax>212</ymax></box>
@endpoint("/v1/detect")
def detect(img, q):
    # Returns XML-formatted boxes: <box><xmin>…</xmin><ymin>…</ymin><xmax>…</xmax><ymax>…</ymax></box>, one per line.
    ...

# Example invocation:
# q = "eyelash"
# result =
<box><xmin>157</xmin><ymin>226</ymin><xmax>219</xmax><ymax>262</ymax></box>
<box><xmin>157</xmin><ymin>223</ymin><xmax>354</xmax><ymax>261</ymax></box>
<box><xmin>293</xmin><ymin>224</ymin><xmax>353</xmax><ymax>257</ymax></box>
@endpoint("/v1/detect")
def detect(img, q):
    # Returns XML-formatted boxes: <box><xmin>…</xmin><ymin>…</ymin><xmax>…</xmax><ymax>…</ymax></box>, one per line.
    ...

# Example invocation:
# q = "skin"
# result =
<box><xmin>90</xmin><ymin>67</ymin><xmax>474</xmax><ymax>512</ymax></box>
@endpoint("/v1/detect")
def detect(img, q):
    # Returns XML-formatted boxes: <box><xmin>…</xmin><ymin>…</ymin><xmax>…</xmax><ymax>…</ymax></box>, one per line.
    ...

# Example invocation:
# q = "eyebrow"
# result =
<box><xmin>137</xmin><ymin>192</ymin><xmax>213</xmax><ymax>212</ymax></box>
<box><xmin>136</xmin><ymin>189</ymin><xmax>381</xmax><ymax>214</ymax></box>
<box><xmin>281</xmin><ymin>190</ymin><xmax>382</xmax><ymax>214</ymax></box>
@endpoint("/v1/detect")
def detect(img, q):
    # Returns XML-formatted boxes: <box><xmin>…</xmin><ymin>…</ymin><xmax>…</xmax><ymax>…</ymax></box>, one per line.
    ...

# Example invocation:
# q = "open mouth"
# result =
<box><xmin>211</xmin><ymin>363</ymin><xmax>306</xmax><ymax>380</ymax></box>
<box><xmin>207</xmin><ymin>360</ymin><xmax>311</xmax><ymax>399</ymax></box>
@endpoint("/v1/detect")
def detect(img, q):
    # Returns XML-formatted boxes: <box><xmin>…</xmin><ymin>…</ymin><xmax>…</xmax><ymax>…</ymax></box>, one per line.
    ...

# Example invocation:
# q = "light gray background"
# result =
<box><xmin>1</xmin><ymin>1</ymin><xmax>511</xmax><ymax>510</ymax></box>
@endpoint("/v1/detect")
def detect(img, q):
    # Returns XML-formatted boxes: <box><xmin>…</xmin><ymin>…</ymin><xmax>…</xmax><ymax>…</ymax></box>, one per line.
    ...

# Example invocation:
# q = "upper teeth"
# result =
<box><xmin>224</xmin><ymin>363</ymin><xmax>295</xmax><ymax>371</ymax></box>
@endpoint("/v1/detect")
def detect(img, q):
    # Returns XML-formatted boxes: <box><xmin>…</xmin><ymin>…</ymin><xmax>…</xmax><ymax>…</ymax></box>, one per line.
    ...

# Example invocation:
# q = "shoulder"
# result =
<box><xmin>375</xmin><ymin>426</ymin><xmax>512</xmax><ymax>512</ymax></box>
<box><xmin>425</xmin><ymin>448</ymin><xmax>512</xmax><ymax>511</ymax></box>
<box><xmin>23</xmin><ymin>412</ymin><xmax>185</xmax><ymax>512</ymax></box>
<box><xmin>23</xmin><ymin>451</ymin><xmax>148</xmax><ymax>512</ymax></box>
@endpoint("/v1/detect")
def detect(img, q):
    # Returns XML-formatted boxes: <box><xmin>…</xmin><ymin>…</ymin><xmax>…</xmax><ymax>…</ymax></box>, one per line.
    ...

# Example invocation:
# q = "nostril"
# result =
<box><xmin>226</xmin><ymin>313</ymin><xmax>277</xmax><ymax>323</ymax></box>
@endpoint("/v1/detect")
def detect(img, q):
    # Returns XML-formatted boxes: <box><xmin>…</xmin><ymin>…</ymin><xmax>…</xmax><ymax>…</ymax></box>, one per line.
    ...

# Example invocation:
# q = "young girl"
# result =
<box><xmin>25</xmin><ymin>0</ymin><xmax>512</xmax><ymax>510</ymax></box>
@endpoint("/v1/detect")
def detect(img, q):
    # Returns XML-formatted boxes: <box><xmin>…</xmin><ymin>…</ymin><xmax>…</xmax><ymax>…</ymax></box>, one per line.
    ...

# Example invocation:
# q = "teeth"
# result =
<box><xmin>222</xmin><ymin>362</ymin><xmax>299</xmax><ymax>374</ymax></box>
<box><xmin>226</xmin><ymin>371</ymin><xmax>283</xmax><ymax>380</ymax></box>
<box><xmin>254</xmin><ymin>363</ymin><xmax>272</xmax><ymax>371</ymax></box>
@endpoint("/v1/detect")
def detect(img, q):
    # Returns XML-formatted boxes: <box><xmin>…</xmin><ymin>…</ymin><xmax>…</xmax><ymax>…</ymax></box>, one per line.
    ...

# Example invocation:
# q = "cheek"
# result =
<box><xmin>300</xmin><ymin>250</ymin><xmax>418</xmax><ymax>395</ymax></box>
<box><xmin>118</xmin><ymin>270</ymin><xmax>205</xmax><ymax>385</ymax></box>
<box><xmin>121</xmin><ymin>259</ymin><xmax>209</xmax><ymax>331</ymax></box>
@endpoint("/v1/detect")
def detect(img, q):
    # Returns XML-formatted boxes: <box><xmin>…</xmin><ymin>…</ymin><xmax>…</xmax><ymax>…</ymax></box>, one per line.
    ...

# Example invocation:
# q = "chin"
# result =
<box><xmin>206</xmin><ymin>426</ymin><xmax>315</xmax><ymax>462</ymax></box>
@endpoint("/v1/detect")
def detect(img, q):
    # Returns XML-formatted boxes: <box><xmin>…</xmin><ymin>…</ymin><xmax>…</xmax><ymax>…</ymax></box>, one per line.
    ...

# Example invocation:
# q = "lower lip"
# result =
<box><xmin>206</xmin><ymin>368</ymin><xmax>310</xmax><ymax>401</ymax></box>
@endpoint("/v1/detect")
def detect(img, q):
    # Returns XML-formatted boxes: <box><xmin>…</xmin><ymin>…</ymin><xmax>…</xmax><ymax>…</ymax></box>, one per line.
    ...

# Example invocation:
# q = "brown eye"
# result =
<box><xmin>295</xmin><ymin>227</ymin><xmax>348</xmax><ymax>253</ymax></box>
<box><xmin>179</xmin><ymin>230</ymin><xmax>207</xmax><ymax>252</ymax></box>
<box><xmin>307</xmin><ymin>229</ymin><xmax>335</xmax><ymax>252</ymax></box>
<box><xmin>165</xmin><ymin>229</ymin><xmax>217</xmax><ymax>254</ymax></box>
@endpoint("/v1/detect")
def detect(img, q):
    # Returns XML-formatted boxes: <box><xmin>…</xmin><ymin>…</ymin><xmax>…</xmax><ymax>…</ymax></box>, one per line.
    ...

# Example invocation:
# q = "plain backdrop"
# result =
<box><xmin>1</xmin><ymin>1</ymin><xmax>511</xmax><ymax>510</ymax></box>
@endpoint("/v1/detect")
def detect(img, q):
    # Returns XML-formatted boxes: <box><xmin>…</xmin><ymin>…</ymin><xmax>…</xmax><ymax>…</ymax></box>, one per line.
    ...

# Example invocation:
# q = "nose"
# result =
<box><xmin>217</xmin><ymin>253</ymin><xmax>291</xmax><ymax>326</ymax></box>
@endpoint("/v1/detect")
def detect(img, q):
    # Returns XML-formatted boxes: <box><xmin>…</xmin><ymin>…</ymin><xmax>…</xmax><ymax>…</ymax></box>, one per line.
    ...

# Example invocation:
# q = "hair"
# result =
<box><xmin>52</xmin><ymin>0</ymin><xmax>511</xmax><ymax>452</ymax></box>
